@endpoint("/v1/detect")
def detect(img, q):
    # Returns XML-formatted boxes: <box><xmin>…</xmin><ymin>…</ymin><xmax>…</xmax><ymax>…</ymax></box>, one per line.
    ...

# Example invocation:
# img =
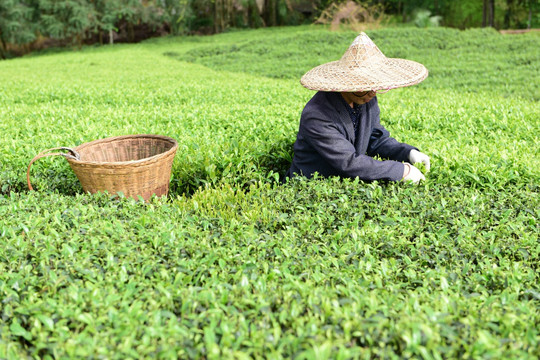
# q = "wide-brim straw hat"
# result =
<box><xmin>300</xmin><ymin>32</ymin><xmax>428</xmax><ymax>92</ymax></box>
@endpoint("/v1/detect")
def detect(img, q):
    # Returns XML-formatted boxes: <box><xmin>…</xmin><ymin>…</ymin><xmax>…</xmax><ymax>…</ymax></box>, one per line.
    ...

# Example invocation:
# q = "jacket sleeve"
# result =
<box><xmin>302</xmin><ymin>115</ymin><xmax>405</xmax><ymax>182</ymax></box>
<box><xmin>366</xmin><ymin>100</ymin><xmax>417</xmax><ymax>162</ymax></box>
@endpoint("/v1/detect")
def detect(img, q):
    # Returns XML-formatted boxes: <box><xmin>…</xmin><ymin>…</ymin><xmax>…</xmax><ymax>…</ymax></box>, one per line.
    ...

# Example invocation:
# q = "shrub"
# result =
<box><xmin>0</xmin><ymin>26</ymin><xmax>538</xmax><ymax>358</ymax></box>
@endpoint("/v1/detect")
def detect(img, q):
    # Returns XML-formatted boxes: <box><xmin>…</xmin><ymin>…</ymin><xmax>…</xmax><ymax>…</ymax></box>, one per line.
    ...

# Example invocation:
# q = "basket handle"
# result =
<box><xmin>27</xmin><ymin>147</ymin><xmax>81</xmax><ymax>191</ymax></box>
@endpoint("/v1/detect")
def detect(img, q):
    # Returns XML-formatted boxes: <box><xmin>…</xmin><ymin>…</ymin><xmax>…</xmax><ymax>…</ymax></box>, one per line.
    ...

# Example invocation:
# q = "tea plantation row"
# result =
<box><xmin>0</xmin><ymin>26</ymin><xmax>538</xmax><ymax>358</ymax></box>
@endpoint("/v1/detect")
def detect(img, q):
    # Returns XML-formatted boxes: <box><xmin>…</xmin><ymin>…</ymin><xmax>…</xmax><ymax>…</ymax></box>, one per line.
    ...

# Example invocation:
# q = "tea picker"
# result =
<box><xmin>287</xmin><ymin>32</ymin><xmax>430</xmax><ymax>183</ymax></box>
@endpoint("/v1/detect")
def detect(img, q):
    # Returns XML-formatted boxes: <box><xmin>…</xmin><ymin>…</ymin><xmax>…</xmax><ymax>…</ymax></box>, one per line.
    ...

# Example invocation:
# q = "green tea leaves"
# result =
<box><xmin>0</xmin><ymin>26</ymin><xmax>538</xmax><ymax>359</ymax></box>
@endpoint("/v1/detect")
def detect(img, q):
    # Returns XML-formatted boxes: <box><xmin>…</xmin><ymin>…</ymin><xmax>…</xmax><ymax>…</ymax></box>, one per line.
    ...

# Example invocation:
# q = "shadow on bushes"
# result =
<box><xmin>168</xmin><ymin>140</ymin><xmax>294</xmax><ymax>197</ymax></box>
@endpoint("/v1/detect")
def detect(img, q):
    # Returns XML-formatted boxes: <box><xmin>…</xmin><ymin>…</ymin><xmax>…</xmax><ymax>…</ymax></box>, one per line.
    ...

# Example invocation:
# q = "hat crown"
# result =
<box><xmin>339</xmin><ymin>32</ymin><xmax>385</xmax><ymax>67</ymax></box>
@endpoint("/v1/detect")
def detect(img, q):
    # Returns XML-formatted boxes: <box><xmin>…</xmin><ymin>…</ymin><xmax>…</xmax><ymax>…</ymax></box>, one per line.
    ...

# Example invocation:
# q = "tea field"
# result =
<box><xmin>0</xmin><ymin>26</ymin><xmax>539</xmax><ymax>358</ymax></box>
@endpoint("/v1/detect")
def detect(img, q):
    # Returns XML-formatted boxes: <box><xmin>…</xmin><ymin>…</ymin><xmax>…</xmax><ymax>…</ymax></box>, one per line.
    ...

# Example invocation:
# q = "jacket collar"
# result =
<box><xmin>325</xmin><ymin>91</ymin><xmax>355</xmax><ymax>140</ymax></box>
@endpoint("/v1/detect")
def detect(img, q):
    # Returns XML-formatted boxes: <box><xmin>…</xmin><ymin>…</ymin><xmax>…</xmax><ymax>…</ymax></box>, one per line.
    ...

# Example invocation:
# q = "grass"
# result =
<box><xmin>0</xmin><ymin>25</ymin><xmax>539</xmax><ymax>359</ymax></box>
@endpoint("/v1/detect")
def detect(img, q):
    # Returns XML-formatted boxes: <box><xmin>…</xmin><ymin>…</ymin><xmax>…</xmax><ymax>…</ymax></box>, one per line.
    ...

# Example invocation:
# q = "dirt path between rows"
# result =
<box><xmin>499</xmin><ymin>28</ymin><xmax>540</xmax><ymax>34</ymax></box>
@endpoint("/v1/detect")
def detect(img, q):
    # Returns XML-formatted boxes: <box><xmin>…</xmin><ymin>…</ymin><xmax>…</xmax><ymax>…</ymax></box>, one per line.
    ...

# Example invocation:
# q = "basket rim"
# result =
<box><xmin>67</xmin><ymin>134</ymin><xmax>178</xmax><ymax>166</ymax></box>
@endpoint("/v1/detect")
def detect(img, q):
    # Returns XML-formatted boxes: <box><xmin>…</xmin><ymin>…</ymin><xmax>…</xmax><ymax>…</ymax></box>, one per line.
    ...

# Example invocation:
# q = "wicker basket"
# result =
<box><xmin>27</xmin><ymin>134</ymin><xmax>178</xmax><ymax>201</ymax></box>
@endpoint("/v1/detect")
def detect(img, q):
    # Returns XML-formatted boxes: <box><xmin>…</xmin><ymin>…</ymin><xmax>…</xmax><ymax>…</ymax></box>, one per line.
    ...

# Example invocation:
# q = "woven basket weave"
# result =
<box><xmin>27</xmin><ymin>134</ymin><xmax>178</xmax><ymax>201</ymax></box>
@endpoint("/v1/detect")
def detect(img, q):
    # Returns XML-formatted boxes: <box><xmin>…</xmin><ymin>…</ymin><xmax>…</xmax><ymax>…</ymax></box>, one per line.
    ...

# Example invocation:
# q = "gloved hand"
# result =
<box><xmin>402</xmin><ymin>163</ymin><xmax>425</xmax><ymax>183</ymax></box>
<box><xmin>408</xmin><ymin>149</ymin><xmax>430</xmax><ymax>172</ymax></box>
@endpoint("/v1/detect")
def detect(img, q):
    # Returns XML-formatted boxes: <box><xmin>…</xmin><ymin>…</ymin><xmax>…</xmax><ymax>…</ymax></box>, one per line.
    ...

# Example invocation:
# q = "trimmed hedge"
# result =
<box><xmin>0</xmin><ymin>26</ymin><xmax>539</xmax><ymax>358</ymax></box>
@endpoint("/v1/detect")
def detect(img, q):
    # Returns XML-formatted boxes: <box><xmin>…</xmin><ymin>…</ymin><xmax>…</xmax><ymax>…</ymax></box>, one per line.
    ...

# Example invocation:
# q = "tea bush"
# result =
<box><xmin>0</xmin><ymin>26</ymin><xmax>538</xmax><ymax>359</ymax></box>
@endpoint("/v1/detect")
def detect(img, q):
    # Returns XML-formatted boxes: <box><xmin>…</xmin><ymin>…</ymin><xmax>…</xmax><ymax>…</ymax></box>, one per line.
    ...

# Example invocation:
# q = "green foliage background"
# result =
<box><xmin>0</xmin><ymin>26</ymin><xmax>539</xmax><ymax>358</ymax></box>
<box><xmin>1</xmin><ymin>0</ymin><xmax>539</xmax><ymax>59</ymax></box>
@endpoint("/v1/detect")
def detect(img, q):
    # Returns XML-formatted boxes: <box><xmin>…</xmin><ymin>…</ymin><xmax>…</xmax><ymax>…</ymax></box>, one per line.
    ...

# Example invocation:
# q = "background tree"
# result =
<box><xmin>0</xmin><ymin>0</ymin><xmax>35</xmax><ymax>58</ymax></box>
<box><xmin>485</xmin><ymin>0</ymin><xmax>495</xmax><ymax>26</ymax></box>
<box><xmin>160</xmin><ymin>0</ymin><xmax>195</xmax><ymax>35</ymax></box>
<box><xmin>91</xmin><ymin>0</ymin><xmax>123</xmax><ymax>44</ymax></box>
<box><xmin>0</xmin><ymin>0</ymin><xmax>538</xmax><ymax>59</ymax></box>
<box><xmin>37</xmin><ymin>0</ymin><xmax>95</xmax><ymax>47</ymax></box>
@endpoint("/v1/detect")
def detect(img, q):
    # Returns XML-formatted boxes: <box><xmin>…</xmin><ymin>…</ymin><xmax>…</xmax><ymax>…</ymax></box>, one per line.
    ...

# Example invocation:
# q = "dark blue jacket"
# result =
<box><xmin>287</xmin><ymin>91</ymin><xmax>416</xmax><ymax>181</ymax></box>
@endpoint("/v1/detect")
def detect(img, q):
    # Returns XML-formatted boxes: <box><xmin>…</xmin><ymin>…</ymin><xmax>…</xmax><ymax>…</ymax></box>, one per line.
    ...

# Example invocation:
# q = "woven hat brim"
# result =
<box><xmin>300</xmin><ymin>58</ymin><xmax>428</xmax><ymax>92</ymax></box>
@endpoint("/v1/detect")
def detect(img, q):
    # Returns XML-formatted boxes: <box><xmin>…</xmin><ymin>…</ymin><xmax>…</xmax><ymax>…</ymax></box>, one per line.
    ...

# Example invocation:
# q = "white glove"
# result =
<box><xmin>402</xmin><ymin>163</ymin><xmax>425</xmax><ymax>184</ymax></box>
<box><xmin>408</xmin><ymin>149</ymin><xmax>430</xmax><ymax>172</ymax></box>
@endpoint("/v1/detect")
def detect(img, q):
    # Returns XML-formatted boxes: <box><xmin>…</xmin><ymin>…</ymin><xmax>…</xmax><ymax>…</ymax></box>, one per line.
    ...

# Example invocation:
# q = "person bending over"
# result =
<box><xmin>287</xmin><ymin>33</ymin><xmax>430</xmax><ymax>183</ymax></box>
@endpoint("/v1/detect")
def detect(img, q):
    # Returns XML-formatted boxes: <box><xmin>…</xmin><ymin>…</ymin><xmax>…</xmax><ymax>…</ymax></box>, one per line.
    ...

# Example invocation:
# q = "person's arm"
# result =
<box><xmin>367</xmin><ymin>126</ymin><xmax>417</xmax><ymax>162</ymax></box>
<box><xmin>303</xmin><ymin>115</ymin><xmax>405</xmax><ymax>182</ymax></box>
<box><xmin>366</xmin><ymin>98</ymin><xmax>417</xmax><ymax>162</ymax></box>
